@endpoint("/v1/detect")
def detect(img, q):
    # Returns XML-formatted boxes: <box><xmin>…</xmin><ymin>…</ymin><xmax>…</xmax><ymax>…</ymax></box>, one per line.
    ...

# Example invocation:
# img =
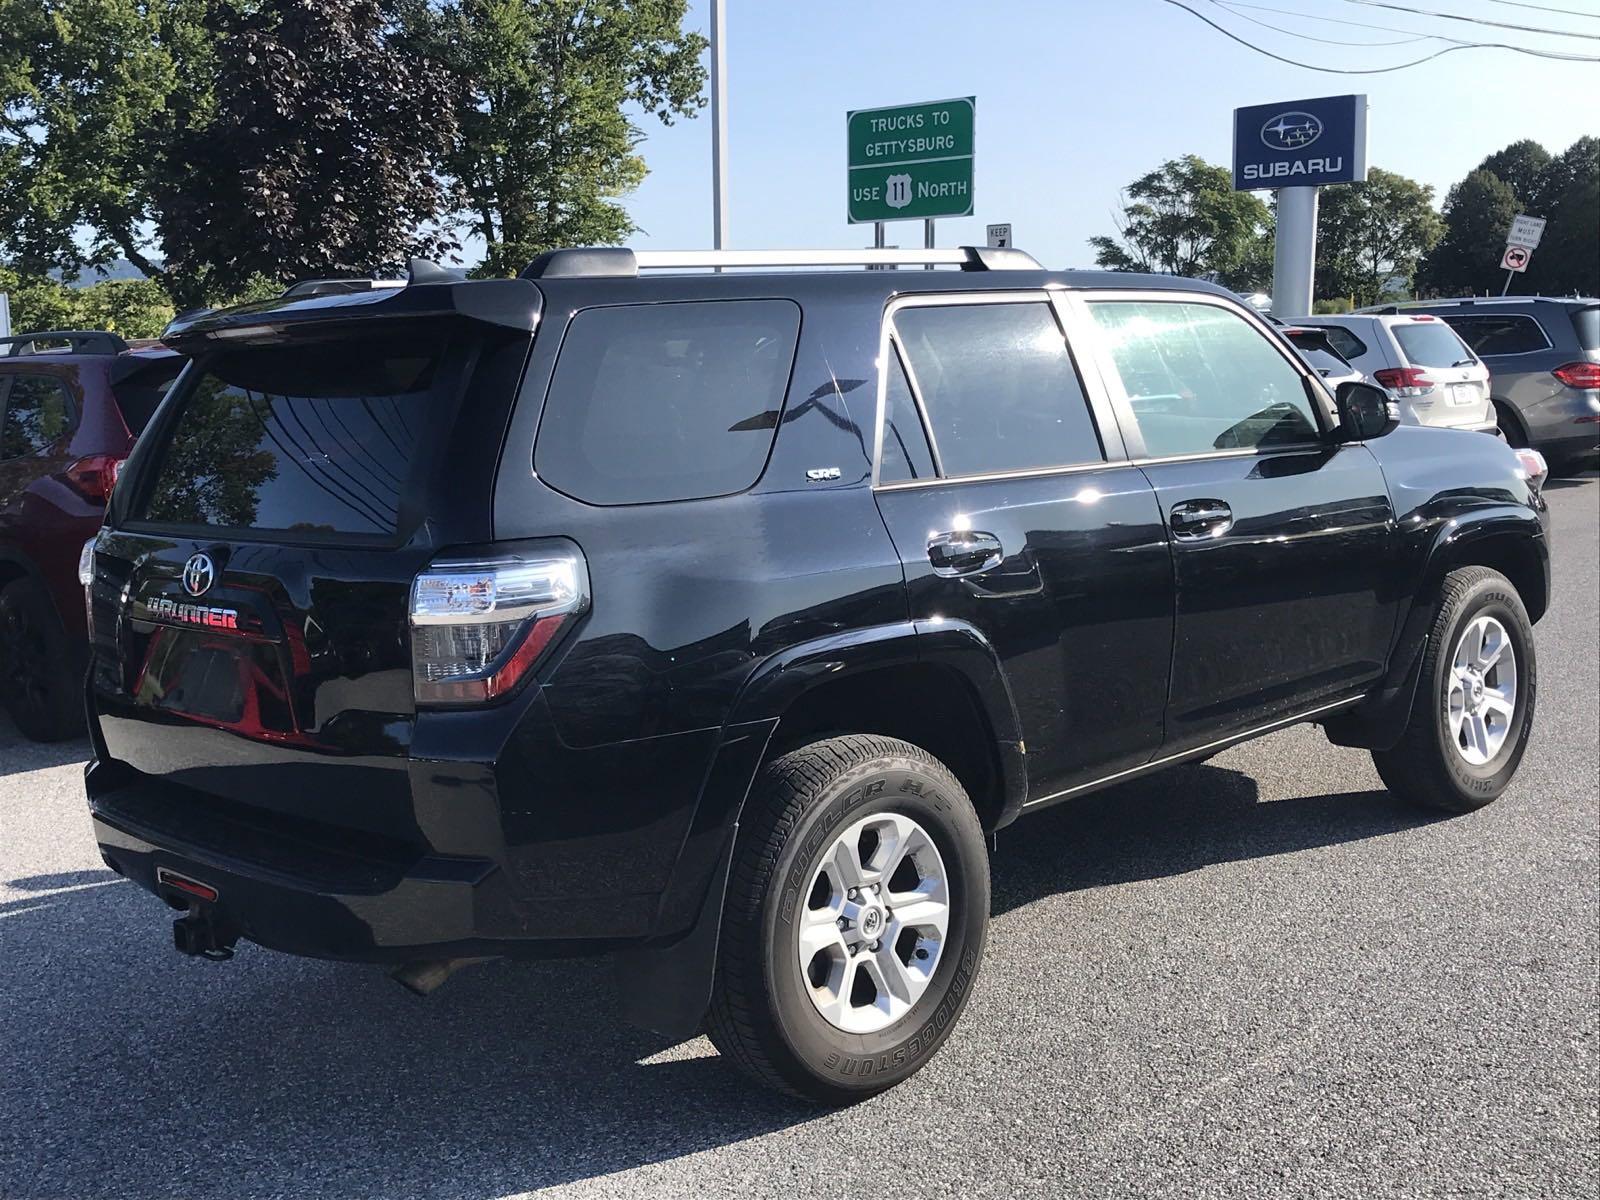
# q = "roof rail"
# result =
<box><xmin>281</xmin><ymin>277</ymin><xmax>406</xmax><ymax>299</ymax></box>
<box><xmin>522</xmin><ymin>245</ymin><xmax>1043</xmax><ymax>279</ymax></box>
<box><xmin>0</xmin><ymin>330</ymin><xmax>130</xmax><ymax>357</ymax></box>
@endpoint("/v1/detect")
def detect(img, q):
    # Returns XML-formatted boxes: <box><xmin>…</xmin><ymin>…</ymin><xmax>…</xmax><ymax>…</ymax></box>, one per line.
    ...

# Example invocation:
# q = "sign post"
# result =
<box><xmin>848</xmin><ymin>96</ymin><xmax>975</xmax><ymax>259</ymax></box>
<box><xmin>1233</xmin><ymin>94</ymin><xmax>1368</xmax><ymax>318</ymax></box>
<box><xmin>1500</xmin><ymin>214</ymin><xmax>1544</xmax><ymax>295</ymax></box>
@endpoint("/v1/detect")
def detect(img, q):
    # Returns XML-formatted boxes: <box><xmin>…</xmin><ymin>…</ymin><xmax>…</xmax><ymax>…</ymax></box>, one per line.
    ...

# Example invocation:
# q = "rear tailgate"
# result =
<box><xmin>87</xmin><ymin>281</ymin><xmax>539</xmax><ymax>846</ymax></box>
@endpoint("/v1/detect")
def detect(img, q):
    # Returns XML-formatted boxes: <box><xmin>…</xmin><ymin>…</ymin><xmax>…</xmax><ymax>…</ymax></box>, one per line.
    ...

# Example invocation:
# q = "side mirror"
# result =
<box><xmin>1335</xmin><ymin>381</ymin><xmax>1397</xmax><ymax>442</ymax></box>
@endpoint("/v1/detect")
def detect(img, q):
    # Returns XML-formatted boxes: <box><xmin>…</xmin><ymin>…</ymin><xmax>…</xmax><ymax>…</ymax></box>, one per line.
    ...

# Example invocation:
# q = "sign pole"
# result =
<box><xmin>924</xmin><ymin>218</ymin><xmax>934</xmax><ymax>271</ymax></box>
<box><xmin>1272</xmin><ymin>186</ymin><xmax>1319</xmax><ymax>319</ymax></box>
<box><xmin>873</xmin><ymin>221</ymin><xmax>885</xmax><ymax>249</ymax></box>
<box><xmin>709</xmin><ymin>0</ymin><xmax>728</xmax><ymax>253</ymax></box>
<box><xmin>1501</xmin><ymin>270</ymin><xmax>1515</xmax><ymax>297</ymax></box>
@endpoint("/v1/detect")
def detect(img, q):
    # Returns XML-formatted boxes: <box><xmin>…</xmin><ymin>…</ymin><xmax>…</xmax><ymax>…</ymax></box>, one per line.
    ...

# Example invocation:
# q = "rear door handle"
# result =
<box><xmin>927</xmin><ymin>530</ymin><xmax>1004</xmax><ymax>577</ymax></box>
<box><xmin>1169</xmin><ymin>500</ymin><xmax>1233</xmax><ymax>539</ymax></box>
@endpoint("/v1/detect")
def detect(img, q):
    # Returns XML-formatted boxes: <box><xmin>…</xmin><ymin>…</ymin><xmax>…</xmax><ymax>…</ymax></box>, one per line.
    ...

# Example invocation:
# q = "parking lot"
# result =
<box><xmin>1</xmin><ymin>471</ymin><xmax>1594</xmax><ymax>1200</ymax></box>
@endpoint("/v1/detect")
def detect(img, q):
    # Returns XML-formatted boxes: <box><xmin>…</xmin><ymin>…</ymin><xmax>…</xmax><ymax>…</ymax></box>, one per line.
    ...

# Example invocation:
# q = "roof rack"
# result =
<box><xmin>1354</xmin><ymin>295</ymin><xmax>1597</xmax><ymax>315</ymax></box>
<box><xmin>0</xmin><ymin>330</ymin><xmax>130</xmax><ymax>357</ymax></box>
<box><xmin>522</xmin><ymin>245</ymin><xmax>1043</xmax><ymax>279</ymax></box>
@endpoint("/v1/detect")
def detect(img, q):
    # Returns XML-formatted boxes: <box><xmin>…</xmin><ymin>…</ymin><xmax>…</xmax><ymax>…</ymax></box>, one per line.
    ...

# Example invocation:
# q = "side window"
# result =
<box><xmin>0</xmin><ymin>374</ymin><xmax>73</xmax><ymax>459</ymax></box>
<box><xmin>1086</xmin><ymin>300</ymin><xmax>1320</xmax><ymax>458</ymax></box>
<box><xmin>877</xmin><ymin>347</ymin><xmax>935</xmax><ymax>483</ymax></box>
<box><xmin>1440</xmin><ymin>314</ymin><xmax>1549</xmax><ymax>357</ymax></box>
<box><xmin>1319</xmin><ymin>325</ymin><xmax>1368</xmax><ymax>361</ymax></box>
<box><xmin>891</xmin><ymin>302</ymin><xmax>1103</xmax><ymax>478</ymax></box>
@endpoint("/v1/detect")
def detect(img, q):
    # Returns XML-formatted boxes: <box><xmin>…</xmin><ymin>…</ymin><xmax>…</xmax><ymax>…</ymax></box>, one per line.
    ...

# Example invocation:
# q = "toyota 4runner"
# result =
<box><xmin>81</xmin><ymin>247</ymin><xmax>1551</xmax><ymax>1104</ymax></box>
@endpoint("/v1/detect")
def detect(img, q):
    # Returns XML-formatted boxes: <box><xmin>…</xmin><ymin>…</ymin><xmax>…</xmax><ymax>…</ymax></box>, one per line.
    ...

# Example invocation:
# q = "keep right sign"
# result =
<box><xmin>1501</xmin><ymin>244</ymin><xmax>1532</xmax><ymax>273</ymax></box>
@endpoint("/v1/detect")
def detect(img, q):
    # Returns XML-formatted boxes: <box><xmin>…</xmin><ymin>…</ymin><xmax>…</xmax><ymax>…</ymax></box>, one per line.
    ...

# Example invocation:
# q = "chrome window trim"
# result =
<box><xmin>870</xmin><ymin>289</ymin><xmax>1121</xmax><ymax>489</ymax></box>
<box><xmin>1073</xmin><ymin>288</ymin><xmax>1340</xmax><ymax>459</ymax></box>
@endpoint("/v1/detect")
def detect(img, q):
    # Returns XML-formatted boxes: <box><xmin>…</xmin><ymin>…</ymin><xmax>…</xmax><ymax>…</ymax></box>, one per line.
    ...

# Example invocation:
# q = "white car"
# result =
<box><xmin>1294</xmin><ymin>314</ymin><xmax>1497</xmax><ymax>436</ymax></box>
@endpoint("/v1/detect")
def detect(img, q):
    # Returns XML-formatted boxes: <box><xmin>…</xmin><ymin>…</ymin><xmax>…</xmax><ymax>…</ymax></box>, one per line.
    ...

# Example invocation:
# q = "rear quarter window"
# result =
<box><xmin>1440</xmin><ymin>314</ymin><xmax>1550</xmax><ymax>357</ymax></box>
<box><xmin>535</xmin><ymin>299</ymin><xmax>801</xmax><ymax>505</ymax></box>
<box><xmin>1571</xmin><ymin>306</ymin><xmax>1599</xmax><ymax>353</ymax></box>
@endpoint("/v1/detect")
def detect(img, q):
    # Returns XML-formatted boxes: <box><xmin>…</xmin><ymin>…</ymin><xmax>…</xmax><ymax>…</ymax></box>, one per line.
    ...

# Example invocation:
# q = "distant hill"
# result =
<box><xmin>52</xmin><ymin>259</ymin><xmax>156</xmax><ymax>285</ymax></box>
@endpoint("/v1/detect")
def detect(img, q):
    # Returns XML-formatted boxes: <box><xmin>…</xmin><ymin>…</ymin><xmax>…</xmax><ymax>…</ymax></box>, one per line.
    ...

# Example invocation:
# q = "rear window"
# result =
<box><xmin>1309</xmin><ymin>324</ymin><xmax>1368</xmax><ymax>362</ymax></box>
<box><xmin>1393</xmin><ymin>321</ymin><xmax>1473</xmax><ymax>368</ymax></box>
<box><xmin>1440</xmin><ymin>314</ymin><xmax>1550</xmax><ymax>357</ymax></box>
<box><xmin>111</xmin><ymin>356</ymin><xmax>185</xmax><ymax>434</ymax></box>
<box><xmin>1572</xmin><ymin>306</ymin><xmax>1599</xmax><ymax>353</ymax></box>
<box><xmin>535</xmin><ymin>300</ymin><xmax>800</xmax><ymax>505</ymax></box>
<box><xmin>133</xmin><ymin>335</ymin><xmax>449</xmax><ymax>536</ymax></box>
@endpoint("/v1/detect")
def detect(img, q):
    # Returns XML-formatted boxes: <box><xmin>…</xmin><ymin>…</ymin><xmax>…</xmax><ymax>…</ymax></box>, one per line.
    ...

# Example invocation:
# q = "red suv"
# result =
<box><xmin>0</xmin><ymin>330</ymin><xmax>184</xmax><ymax>740</ymax></box>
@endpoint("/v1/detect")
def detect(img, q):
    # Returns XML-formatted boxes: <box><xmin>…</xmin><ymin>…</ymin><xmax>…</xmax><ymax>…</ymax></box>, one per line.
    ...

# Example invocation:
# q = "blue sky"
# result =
<box><xmin>613</xmin><ymin>0</ymin><xmax>1599</xmax><ymax>269</ymax></box>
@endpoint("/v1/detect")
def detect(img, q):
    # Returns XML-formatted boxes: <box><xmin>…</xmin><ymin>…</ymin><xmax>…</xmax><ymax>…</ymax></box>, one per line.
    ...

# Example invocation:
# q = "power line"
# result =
<box><xmin>1211</xmin><ymin>0</ymin><xmax>1434</xmax><ymax>45</ymax></box>
<box><xmin>1341</xmin><ymin>0</ymin><xmax>1600</xmax><ymax>40</ymax></box>
<box><xmin>1488</xmin><ymin>1</ymin><xmax>1600</xmax><ymax>19</ymax></box>
<box><xmin>1158</xmin><ymin>0</ymin><xmax>1600</xmax><ymax>65</ymax></box>
<box><xmin>1222</xmin><ymin>0</ymin><xmax>1593</xmax><ymax>55</ymax></box>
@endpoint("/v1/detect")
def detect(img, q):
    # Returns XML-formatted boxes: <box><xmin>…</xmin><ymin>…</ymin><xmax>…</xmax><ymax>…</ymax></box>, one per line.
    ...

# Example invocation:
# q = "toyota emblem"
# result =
<box><xmin>182</xmin><ymin>553</ymin><xmax>216</xmax><ymax>598</ymax></box>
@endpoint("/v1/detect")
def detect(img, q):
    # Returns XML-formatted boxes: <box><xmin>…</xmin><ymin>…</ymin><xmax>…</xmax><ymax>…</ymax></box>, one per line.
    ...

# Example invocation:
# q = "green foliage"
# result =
<box><xmin>412</xmin><ymin>0</ymin><xmax>707</xmax><ymax>277</ymax></box>
<box><xmin>0</xmin><ymin>266</ymin><xmax>174</xmax><ymax>337</ymax></box>
<box><xmin>1420</xmin><ymin>137</ymin><xmax>1599</xmax><ymax>299</ymax></box>
<box><xmin>1089</xmin><ymin>155</ymin><xmax>1272</xmax><ymax>291</ymax></box>
<box><xmin>1312</xmin><ymin>297</ymin><xmax>1353</xmax><ymax>315</ymax></box>
<box><xmin>1314</xmin><ymin>168</ymin><xmax>1442</xmax><ymax>307</ymax></box>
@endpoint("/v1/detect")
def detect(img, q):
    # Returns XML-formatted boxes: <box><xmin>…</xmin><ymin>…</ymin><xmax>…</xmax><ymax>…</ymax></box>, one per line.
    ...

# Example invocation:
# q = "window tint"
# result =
<box><xmin>1393</xmin><ymin>321</ymin><xmax>1473</xmax><ymax>368</ymax></box>
<box><xmin>878</xmin><ymin>347</ymin><xmax>935</xmax><ymax>483</ymax></box>
<box><xmin>135</xmin><ymin>336</ymin><xmax>449</xmax><ymax>536</ymax></box>
<box><xmin>1087</xmin><ymin>300</ymin><xmax>1320</xmax><ymax>457</ymax></box>
<box><xmin>1569</xmin><ymin>306</ymin><xmax>1598</xmax><ymax>353</ymax></box>
<box><xmin>1440</xmin><ymin>314</ymin><xmax>1549</xmax><ymax>356</ymax></box>
<box><xmin>0</xmin><ymin>374</ymin><xmax>73</xmax><ymax>458</ymax></box>
<box><xmin>536</xmin><ymin>300</ymin><xmax>800</xmax><ymax>505</ymax></box>
<box><xmin>1315</xmin><ymin>325</ymin><xmax>1368</xmax><ymax>362</ymax></box>
<box><xmin>892</xmin><ymin>302</ymin><xmax>1101</xmax><ymax>477</ymax></box>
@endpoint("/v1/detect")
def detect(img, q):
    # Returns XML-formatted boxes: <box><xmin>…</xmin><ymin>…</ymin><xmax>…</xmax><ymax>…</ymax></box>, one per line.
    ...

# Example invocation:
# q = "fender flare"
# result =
<box><xmin>1325</xmin><ymin>507</ymin><xmax>1548</xmax><ymax>752</ymax></box>
<box><xmin>614</xmin><ymin>619</ymin><xmax>1025</xmax><ymax>1038</ymax></box>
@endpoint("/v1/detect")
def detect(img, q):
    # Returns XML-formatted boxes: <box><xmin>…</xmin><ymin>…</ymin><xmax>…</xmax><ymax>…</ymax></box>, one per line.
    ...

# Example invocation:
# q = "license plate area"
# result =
<box><xmin>1449</xmin><ymin>383</ymin><xmax>1479</xmax><ymax>406</ymax></box>
<box><xmin>133</xmin><ymin>628</ymin><xmax>298</xmax><ymax>738</ymax></box>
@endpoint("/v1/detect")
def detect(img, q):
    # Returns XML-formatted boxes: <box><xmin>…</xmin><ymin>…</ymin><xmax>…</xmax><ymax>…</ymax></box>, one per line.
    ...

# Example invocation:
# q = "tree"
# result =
<box><xmin>1089</xmin><ymin>155</ymin><xmax>1272</xmax><ymax>290</ymax></box>
<box><xmin>154</xmin><ymin>0</ymin><xmax>461</xmax><ymax>305</ymax></box>
<box><xmin>1314</xmin><ymin>168</ymin><xmax>1442</xmax><ymax>307</ymax></box>
<box><xmin>1528</xmin><ymin>136</ymin><xmax>1598</xmax><ymax>297</ymax></box>
<box><xmin>1478</xmin><ymin>139</ymin><xmax>1551</xmax><ymax>211</ymax></box>
<box><xmin>414</xmin><ymin>0</ymin><xmax>706</xmax><ymax>277</ymax></box>
<box><xmin>0</xmin><ymin>266</ymin><xmax>174</xmax><ymax>338</ymax></box>
<box><xmin>1417</xmin><ymin>170</ymin><xmax>1519</xmax><ymax>297</ymax></box>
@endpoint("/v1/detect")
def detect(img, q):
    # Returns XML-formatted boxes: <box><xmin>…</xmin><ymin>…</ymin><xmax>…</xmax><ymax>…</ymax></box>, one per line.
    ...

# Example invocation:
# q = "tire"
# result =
<box><xmin>706</xmin><ymin>734</ymin><xmax>989</xmax><ymax>1104</ymax></box>
<box><xmin>1492</xmin><ymin>401</ymin><xmax>1528</xmax><ymax>450</ymax></box>
<box><xmin>1372</xmin><ymin>567</ymin><xmax>1536</xmax><ymax>813</ymax></box>
<box><xmin>0</xmin><ymin>576</ymin><xmax>85</xmax><ymax>742</ymax></box>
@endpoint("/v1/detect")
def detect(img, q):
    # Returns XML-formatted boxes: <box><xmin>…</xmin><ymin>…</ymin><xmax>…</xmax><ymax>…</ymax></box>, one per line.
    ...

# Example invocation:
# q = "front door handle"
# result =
<box><xmin>1169</xmin><ymin>500</ymin><xmax>1233</xmax><ymax>539</ymax></box>
<box><xmin>927</xmin><ymin>530</ymin><xmax>1004</xmax><ymax>577</ymax></box>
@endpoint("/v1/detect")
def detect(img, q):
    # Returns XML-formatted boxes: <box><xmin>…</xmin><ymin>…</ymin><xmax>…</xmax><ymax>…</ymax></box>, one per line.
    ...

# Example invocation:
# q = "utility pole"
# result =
<box><xmin>710</xmin><ymin>0</ymin><xmax>729</xmax><ymax>251</ymax></box>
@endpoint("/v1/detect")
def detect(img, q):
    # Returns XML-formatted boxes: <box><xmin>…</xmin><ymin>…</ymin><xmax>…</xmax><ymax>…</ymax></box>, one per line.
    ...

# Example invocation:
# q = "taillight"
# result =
<box><xmin>1373</xmin><ymin>367</ymin><xmax>1434</xmax><ymax>397</ymax></box>
<box><xmin>1551</xmin><ymin>361</ymin><xmax>1600</xmax><ymax>390</ymax></box>
<box><xmin>63</xmin><ymin>454</ymin><xmax>124</xmax><ymax>502</ymax></box>
<box><xmin>409</xmin><ymin>547</ymin><xmax>588</xmax><ymax>705</ymax></box>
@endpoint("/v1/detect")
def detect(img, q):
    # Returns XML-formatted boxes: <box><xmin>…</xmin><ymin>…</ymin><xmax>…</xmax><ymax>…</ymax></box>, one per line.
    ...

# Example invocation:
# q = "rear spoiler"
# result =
<box><xmin>161</xmin><ymin>273</ymin><xmax>541</xmax><ymax>352</ymax></box>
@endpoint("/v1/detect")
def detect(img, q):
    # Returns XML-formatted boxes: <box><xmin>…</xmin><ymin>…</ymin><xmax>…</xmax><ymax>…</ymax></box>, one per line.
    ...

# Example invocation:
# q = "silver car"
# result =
<box><xmin>1296</xmin><ymin>313</ymin><xmax>1497</xmax><ymax>437</ymax></box>
<box><xmin>1370</xmin><ymin>298</ymin><xmax>1600</xmax><ymax>471</ymax></box>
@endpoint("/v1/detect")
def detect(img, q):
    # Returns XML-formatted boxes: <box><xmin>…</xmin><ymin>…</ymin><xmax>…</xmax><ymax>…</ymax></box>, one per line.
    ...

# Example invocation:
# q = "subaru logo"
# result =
<box><xmin>1260</xmin><ymin>111</ymin><xmax>1323</xmax><ymax>151</ymax></box>
<box><xmin>182</xmin><ymin>553</ymin><xmax>215</xmax><ymax>598</ymax></box>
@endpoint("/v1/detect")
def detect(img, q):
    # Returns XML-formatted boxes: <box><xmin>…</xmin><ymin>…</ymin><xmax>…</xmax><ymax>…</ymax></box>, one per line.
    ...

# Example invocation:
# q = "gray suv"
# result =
<box><xmin>1361</xmin><ymin>298</ymin><xmax>1599</xmax><ymax>470</ymax></box>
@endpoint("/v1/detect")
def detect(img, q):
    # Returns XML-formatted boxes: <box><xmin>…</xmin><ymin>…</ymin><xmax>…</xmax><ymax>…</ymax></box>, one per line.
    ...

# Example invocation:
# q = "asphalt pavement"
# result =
<box><xmin>2</xmin><ymin>472</ymin><xmax>1595</xmax><ymax>1200</ymax></box>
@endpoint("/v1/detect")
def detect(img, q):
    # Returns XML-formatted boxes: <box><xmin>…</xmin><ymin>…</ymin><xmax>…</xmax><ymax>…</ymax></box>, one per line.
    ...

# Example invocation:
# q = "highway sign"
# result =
<box><xmin>848</xmin><ymin>97</ymin><xmax>974</xmax><ymax>223</ymax></box>
<box><xmin>986</xmin><ymin>223</ymin><xmax>1012</xmax><ymax>249</ymax></box>
<box><xmin>1500</xmin><ymin>244</ymin><xmax>1531</xmax><ymax>273</ymax></box>
<box><xmin>1508</xmin><ymin>214</ymin><xmax>1546</xmax><ymax>249</ymax></box>
<box><xmin>1232</xmin><ymin>94</ymin><xmax>1368</xmax><ymax>191</ymax></box>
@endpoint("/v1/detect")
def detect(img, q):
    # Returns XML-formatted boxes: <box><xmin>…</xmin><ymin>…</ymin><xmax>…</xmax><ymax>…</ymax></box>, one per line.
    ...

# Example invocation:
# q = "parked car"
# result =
<box><xmin>1362</xmin><ymin>297</ymin><xmax>1599</xmax><ymax>471</ymax></box>
<box><xmin>1292</xmin><ymin>313</ymin><xmax>1497</xmax><ymax>438</ymax></box>
<box><xmin>82</xmin><ymin>249</ymin><xmax>1549</xmax><ymax>1104</ymax></box>
<box><xmin>1279</xmin><ymin>324</ymin><xmax>1364</xmax><ymax>391</ymax></box>
<box><xmin>0</xmin><ymin>330</ymin><xmax>184</xmax><ymax>740</ymax></box>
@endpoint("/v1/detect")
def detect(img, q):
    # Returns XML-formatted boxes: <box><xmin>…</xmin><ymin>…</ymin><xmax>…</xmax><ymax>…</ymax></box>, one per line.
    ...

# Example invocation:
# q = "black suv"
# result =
<box><xmin>82</xmin><ymin>248</ymin><xmax>1550</xmax><ymax>1103</ymax></box>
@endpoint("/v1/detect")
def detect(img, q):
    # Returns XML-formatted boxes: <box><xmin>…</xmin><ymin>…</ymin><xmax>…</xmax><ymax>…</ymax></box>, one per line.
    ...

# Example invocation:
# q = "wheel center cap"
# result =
<box><xmin>859</xmin><ymin>905</ymin><xmax>884</xmax><ymax>939</ymax></box>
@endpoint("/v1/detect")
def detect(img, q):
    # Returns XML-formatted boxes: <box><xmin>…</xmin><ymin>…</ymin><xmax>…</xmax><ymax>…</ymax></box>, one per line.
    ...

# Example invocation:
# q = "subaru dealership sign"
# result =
<box><xmin>1232</xmin><ymin>94</ymin><xmax>1367</xmax><ymax>191</ymax></box>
